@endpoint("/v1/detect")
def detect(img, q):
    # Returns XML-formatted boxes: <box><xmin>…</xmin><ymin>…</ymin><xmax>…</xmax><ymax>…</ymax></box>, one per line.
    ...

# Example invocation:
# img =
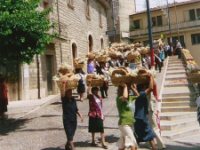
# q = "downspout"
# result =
<box><xmin>37</xmin><ymin>55</ymin><xmax>41</xmax><ymax>99</ymax></box>
<box><xmin>56</xmin><ymin>0</ymin><xmax>63</xmax><ymax>63</ymax></box>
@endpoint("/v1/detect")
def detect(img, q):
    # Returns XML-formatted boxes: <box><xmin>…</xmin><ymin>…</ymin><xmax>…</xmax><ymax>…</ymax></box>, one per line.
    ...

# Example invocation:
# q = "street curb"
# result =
<box><xmin>11</xmin><ymin>94</ymin><xmax>60</xmax><ymax>122</ymax></box>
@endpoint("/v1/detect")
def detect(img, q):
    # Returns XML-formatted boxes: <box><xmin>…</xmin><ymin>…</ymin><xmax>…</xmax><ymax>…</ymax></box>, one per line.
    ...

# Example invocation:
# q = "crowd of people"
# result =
<box><xmin>60</xmin><ymin>43</ymin><xmax>173</xmax><ymax>150</ymax></box>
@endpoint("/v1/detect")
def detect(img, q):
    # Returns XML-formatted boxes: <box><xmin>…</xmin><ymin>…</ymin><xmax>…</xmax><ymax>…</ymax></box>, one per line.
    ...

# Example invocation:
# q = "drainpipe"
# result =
<box><xmin>37</xmin><ymin>55</ymin><xmax>41</xmax><ymax>99</ymax></box>
<box><xmin>56</xmin><ymin>0</ymin><xmax>63</xmax><ymax>63</ymax></box>
<box><xmin>112</xmin><ymin>0</ymin><xmax>116</xmax><ymax>42</ymax></box>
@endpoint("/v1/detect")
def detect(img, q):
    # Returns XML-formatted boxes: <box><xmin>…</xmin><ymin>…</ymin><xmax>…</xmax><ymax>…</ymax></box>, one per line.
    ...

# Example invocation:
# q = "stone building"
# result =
<box><xmin>107</xmin><ymin>0</ymin><xmax>136</xmax><ymax>43</ymax></box>
<box><xmin>129</xmin><ymin>0</ymin><xmax>200</xmax><ymax>64</ymax></box>
<box><xmin>10</xmin><ymin>0</ymin><xmax>110</xmax><ymax>101</ymax></box>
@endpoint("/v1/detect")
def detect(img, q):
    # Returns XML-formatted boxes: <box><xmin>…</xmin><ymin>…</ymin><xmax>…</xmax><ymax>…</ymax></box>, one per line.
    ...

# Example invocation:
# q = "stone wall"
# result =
<box><xmin>18</xmin><ymin>0</ymin><xmax>109</xmax><ymax>100</ymax></box>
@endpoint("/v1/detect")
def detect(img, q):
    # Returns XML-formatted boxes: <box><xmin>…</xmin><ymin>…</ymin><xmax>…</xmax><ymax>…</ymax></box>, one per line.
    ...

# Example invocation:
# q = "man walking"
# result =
<box><xmin>174</xmin><ymin>40</ymin><xmax>182</xmax><ymax>59</ymax></box>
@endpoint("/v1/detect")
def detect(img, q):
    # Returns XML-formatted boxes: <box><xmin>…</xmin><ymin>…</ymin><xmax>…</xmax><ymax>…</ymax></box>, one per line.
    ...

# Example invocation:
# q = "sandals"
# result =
<box><xmin>102</xmin><ymin>145</ymin><xmax>108</xmax><ymax>149</ymax></box>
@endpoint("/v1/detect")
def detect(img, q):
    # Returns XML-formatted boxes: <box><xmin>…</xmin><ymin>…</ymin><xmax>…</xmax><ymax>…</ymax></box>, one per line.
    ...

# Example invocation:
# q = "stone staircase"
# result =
<box><xmin>160</xmin><ymin>56</ymin><xmax>199</xmax><ymax>139</ymax></box>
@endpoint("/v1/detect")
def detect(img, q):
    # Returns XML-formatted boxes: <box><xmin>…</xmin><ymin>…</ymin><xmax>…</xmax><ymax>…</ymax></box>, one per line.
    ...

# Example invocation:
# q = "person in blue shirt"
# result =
<box><xmin>132</xmin><ymin>74</ymin><xmax>157</xmax><ymax>150</ymax></box>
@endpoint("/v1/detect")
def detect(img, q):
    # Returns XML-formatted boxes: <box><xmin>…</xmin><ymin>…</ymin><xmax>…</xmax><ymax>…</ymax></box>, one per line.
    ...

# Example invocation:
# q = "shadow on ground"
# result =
<box><xmin>41</xmin><ymin>148</ymin><xmax>64</xmax><ymax>150</ymax></box>
<box><xmin>0</xmin><ymin>118</ymin><xmax>29</xmax><ymax>136</ymax></box>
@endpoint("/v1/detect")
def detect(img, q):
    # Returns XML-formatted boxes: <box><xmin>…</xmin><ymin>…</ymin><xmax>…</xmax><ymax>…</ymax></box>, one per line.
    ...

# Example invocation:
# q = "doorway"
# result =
<box><xmin>72</xmin><ymin>43</ymin><xmax>77</xmax><ymax>68</ymax></box>
<box><xmin>101</xmin><ymin>38</ymin><xmax>104</xmax><ymax>49</ymax></box>
<box><xmin>89</xmin><ymin>35</ymin><xmax>93</xmax><ymax>52</ymax></box>
<box><xmin>46</xmin><ymin>55</ymin><xmax>54</xmax><ymax>95</ymax></box>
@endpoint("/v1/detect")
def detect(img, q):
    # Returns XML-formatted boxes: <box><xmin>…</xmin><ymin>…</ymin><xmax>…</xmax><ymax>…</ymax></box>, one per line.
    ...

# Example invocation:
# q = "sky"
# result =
<box><xmin>135</xmin><ymin>0</ymin><xmax>192</xmax><ymax>12</ymax></box>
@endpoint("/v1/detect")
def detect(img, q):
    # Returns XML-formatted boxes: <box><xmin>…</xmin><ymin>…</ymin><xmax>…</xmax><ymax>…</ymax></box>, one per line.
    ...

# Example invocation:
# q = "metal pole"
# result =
<box><xmin>166</xmin><ymin>0</ymin><xmax>173</xmax><ymax>55</ymax></box>
<box><xmin>174</xmin><ymin>0</ymin><xmax>180</xmax><ymax>40</ymax></box>
<box><xmin>112</xmin><ymin>0</ymin><xmax>116</xmax><ymax>42</ymax></box>
<box><xmin>146</xmin><ymin>0</ymin><xmax>154</xmax><ymax>67</ymax></box>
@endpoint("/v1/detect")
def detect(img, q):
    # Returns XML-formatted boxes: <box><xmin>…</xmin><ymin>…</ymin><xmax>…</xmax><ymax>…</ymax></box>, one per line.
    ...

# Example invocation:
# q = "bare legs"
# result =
<box><xmin>79</xmin><ymin>93</ymin><xmax>84</xmax><ymax>101</ymax></box>
<box><xmin>149</xmin><ymin>139</ymin><xmax>157</xmax><ymax>150</ymax></box>
<box><xmin>68</xmin><ymin>141</ymin><xmax>75</xmax><ymax>150</ymax></box>
<box><xmin>65</xmin><ymin>141</ymin><xmax>75</xmax><ymax>150</ymax></box>
<box><xmin>91</xmin><ymin>133</ymin><xmax>107</xmax><ymax>148</ymax></box>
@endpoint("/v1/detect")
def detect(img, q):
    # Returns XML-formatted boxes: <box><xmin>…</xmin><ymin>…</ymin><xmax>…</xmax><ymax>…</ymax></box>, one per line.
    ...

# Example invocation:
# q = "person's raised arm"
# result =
<box><xmin>121</xmin><ymin>83</ymin><xmax>128</xmax><ymax>102</ymax></box>
<box><xmin>61</xmin><ymin>81</ymin><xmax>67</xmax><ymax>97</ymax></box>
<box><xmin>145</xmin><ymin>74</ymin><xmax>153</xmax><ymax>95</ymax></box>
<box><xmin>87</xmin><ymin>80</ymin><xmax>92</xmax><ymax>96</ymax></box>
<box><xmin>130</xmin><ymin>84</ymin><xmax>140</xmax><ymax>97</ymax></box>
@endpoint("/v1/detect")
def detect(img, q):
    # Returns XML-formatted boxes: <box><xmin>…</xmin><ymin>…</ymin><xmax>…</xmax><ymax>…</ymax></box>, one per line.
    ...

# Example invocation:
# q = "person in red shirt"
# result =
<box><xmin>0</xmin><ymin>75</ymin><xmax>8</xmax><ymax>119</ymax></box>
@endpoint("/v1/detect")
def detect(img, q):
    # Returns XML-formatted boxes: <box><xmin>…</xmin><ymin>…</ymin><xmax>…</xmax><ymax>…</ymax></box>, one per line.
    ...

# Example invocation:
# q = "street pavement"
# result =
<box><xmin>1</xmin><ymin>59</ymin><xmax>200</xmax><ymax>149</ymax></box>
<box><xmin>1</xmin><ymin>86</ymin><xmax>200</xmax><ymax>150</ymax></box>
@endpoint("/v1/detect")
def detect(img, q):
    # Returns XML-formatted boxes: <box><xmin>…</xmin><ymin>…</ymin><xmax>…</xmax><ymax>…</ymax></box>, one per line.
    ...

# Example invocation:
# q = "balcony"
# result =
<box><xmin>130</xmin><ymin>20</ymin><xmax>200</xmax><ymax>37</ymax></box>
<box><xmin>97</xmin><ymin>0</ymin><xmax>110</xmax><ymax>9</ymax></box>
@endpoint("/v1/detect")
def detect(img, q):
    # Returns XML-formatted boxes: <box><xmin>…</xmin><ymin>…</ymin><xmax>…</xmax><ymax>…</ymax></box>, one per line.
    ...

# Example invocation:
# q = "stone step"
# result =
<box><xmin>168</xmin><ymin>63</ymin><xmax>186</xmax><ymax>68</ymax></box>
<box><xmin>174</xmin><ymin>134</ymin><xmax>200</xmax><ymax>145</ymax></box>
<box><xmin>166</xmin><ymin>74</ymin><xmax>187</xmax><ymax>78</ymax></box>
<box><xmin>161</xmin><ymin>101</ymin><xmax>196</xmax><ymax>107</ymax></box>
<box><xmin>161</xmin><ymin>106</ymin><xmax>196</xmax><ymax>112</ymax></box>
<box><xmin>167</xmin><ymin>70</ymin><xmax>186</xmax><ymax>74</ymax></box>
<box><xmin>160</xmin><ymin>112</ymin><xmax>197</xmax><ymax>121</ymax></box>
<box><xmin>164</xmin><ymin>79</ymin><xmax>191</xmax><ymax>87</ymax></box>
<box><xmin>162</xmin><ymin>87</ymin><xmax>195</xmax><ymax>96</ymax></box>
<box><xmin>168</xmin><ymin>61</ymin><xmax>183</xmax><ymax>64</ymax></box>
<box><xmin>161</xmin><ymin>125</ymin><xmax>200</xmax><ymax>139</ymax></box>
<box><xmin>161</xmin><ymin>118</ymin><xmax>198</xmax><ymax>131</ymax></box>
<box><xmin>167</xmin><ymin>67</ymin><xmax>186</xmax><ymax>71</ymax></box>
<box><xmin>162</xmin><ymin>96</ymin><xmax>194</xmax><ymax>102</ymax></box>
<box><xmin>168</xmin><ymin>63</ymin><xmax>185</xmax><ymax>66</ymax></box>
<box><xmin>165</xmin><ymin>74</ymin><xmax>188</xmax><ymax>80</ymax></box>
<box><xmin>163</xmin><ymin>93</ymin><xmax>195</xmax><ymax>98</ymax></box>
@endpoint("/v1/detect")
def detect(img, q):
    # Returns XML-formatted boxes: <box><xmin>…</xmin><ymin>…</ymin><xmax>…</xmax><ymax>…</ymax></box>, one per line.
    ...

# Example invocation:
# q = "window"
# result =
<box><xmin>43</xmin><ymin>1</ymin><xmax>50</xmax><ymax>19</ymax></box>
<box><xmin>133</xmin><ymin>20</ymin><xmax>140</xmax><ymax>29</ymax></box>
<box><xmin>143</xmin><ymin>40</ymin><xmax>150</xmax><ymax>46</ymax></box>
<box><xmin>197</xmin><ymin>8</ymin><xmax>200</xmax><ymax>20</ymax></box>
<box><xmin>189</xmin><ymin>9</ymin><xmax>196</xmax><ymax>21</ymax></box>
<box><xmin>191</xmin><ymin>34</ymin><xmax>200</xmax><ymax>45</ymax></box>
<box><xmin>99</xmin><ymin>7</ymin><xmax>102</xmax><ymax>27</ymax></box>
<box><xmin>157</xmin><ymin>16</ymin><xmax>163</xmax><ymax>26</ymax></box>
<box><xmin>67</xmin><ymin>0</ymin><xmax>74</xmax><ymax>9</ymax></box>
<box><xmin>152</xmin><ymin>17</ymin><xmax>156</xmax><ymax>27</ymax></box>
<box><xmin>86</xmin><ymin>0</ymin><xmax>90</xmax><ymax>19</ymax></box>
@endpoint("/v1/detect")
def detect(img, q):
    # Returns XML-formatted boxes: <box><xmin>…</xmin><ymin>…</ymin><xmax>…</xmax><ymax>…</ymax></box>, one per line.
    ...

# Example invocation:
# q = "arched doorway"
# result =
<box><xmin>101</xmin><ymin>38</ymin><xmax>104</xmax><ymax>49</ymax></box>
<box><xmin>89</xmin><ymin>35</ymin><xmax>93</xmax><ymax>52</ymax></box>
<box><xmin>72</xmin><ymin>43</ymin><xmax>77</xmax><ymax>68</ymax></box>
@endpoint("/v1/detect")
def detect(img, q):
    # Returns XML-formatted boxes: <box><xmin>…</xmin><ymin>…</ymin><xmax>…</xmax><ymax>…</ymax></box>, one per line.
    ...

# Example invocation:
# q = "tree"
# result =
<box><xmin>0</xmin><ymin>0</ymin><xmax>57</xmax><ymax>65</ymax></box>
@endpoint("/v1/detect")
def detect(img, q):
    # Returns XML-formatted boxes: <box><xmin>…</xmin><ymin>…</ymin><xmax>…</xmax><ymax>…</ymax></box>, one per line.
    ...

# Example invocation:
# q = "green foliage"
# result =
<box><xmin>130</xmin><ymin>24</ymin><xmax>136</xmax><ymax>31</ymax></box>
<box><xmin>0</xmin><ymin>0</ymin><xmax>58</xmax><ymax>65</ymax></box>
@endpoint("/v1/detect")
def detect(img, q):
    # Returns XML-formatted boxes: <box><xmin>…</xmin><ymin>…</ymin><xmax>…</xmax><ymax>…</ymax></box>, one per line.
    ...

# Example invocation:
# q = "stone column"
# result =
<box><xmin>19</xmin><ymin>64</ymin><xmax>30</xmax><ymax>100</ymax></box>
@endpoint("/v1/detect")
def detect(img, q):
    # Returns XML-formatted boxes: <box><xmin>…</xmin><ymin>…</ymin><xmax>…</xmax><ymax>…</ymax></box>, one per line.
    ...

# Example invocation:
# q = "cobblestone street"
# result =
<box><xmin>1</xmin><ymin>85</ymin><xmax>200</xmax><ymax>150</ymax></box>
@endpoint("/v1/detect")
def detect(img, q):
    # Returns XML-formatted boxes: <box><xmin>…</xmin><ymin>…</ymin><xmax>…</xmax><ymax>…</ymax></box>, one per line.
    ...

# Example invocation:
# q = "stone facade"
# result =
<box><xmin>129</xmin><ymin>0</ymin><xmax>200</xmax><ymax>65</ymax></box>
<box><xmin>107</xmin><ymin>0</ymin><xmax>136</xmax><ymax>43</ymax></box>
<box><xmin>15</xmin><ymin>0</ymin><xmax>110</xmax><ymax>101</ymax></box>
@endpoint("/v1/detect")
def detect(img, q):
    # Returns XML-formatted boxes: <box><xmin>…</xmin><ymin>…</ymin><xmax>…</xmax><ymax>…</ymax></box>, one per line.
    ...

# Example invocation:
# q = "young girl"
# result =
<box><xmin>133</xmin><ymin>74</ymin><xmax>157</xmax><ymax>150</ymax></box>
<box><xmin>0</xmin><ymin>75</ymin><xmax>8</xmax><ymax>119</ymax></box>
